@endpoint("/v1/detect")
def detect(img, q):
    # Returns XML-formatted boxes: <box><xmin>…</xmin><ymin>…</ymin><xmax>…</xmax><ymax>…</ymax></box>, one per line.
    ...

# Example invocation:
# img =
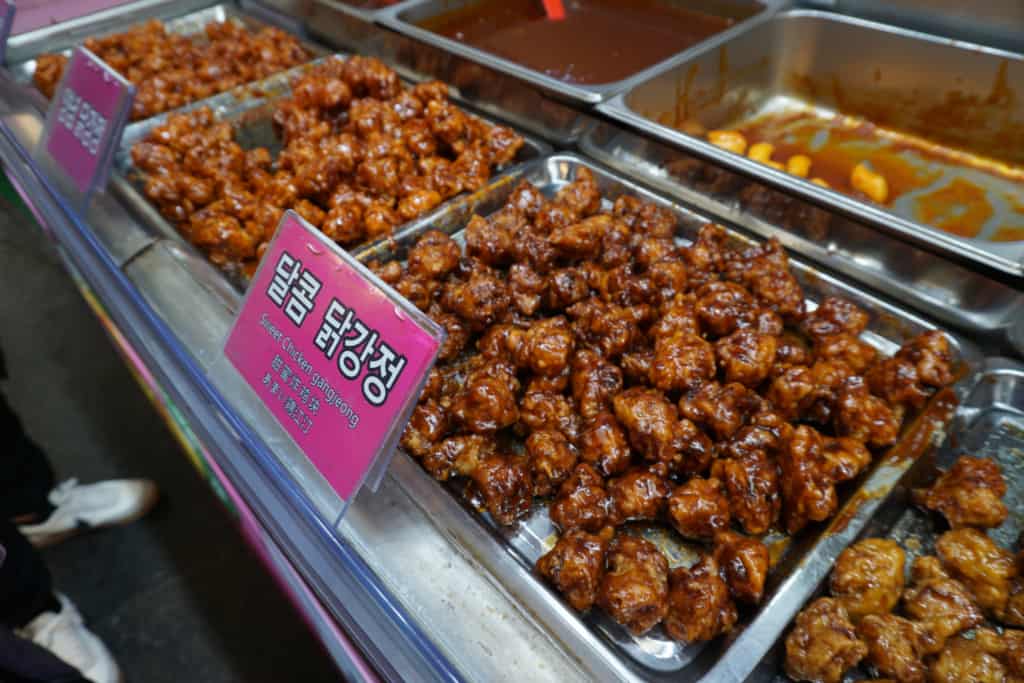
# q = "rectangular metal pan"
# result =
<box><xmin>578</xmin><ymin>119</ymin><xmax>1024</xmax><ymax>356</ymax></box>
<box><xmin>355</xmin><ymin>152</ymin><xmax>985</xmax><ymax>683</ymax></box>
<box><xmin>599</xmin><ymin>9</ymin><xmax>1024</xmax><ymax>278</ymax></box>
<box><xmin>5</xmin><ymin>2</ymin><xmax>328</xmax><ymax>125</ymax></box>
<box><xmin>750</xmin><ymin>356</ymin><xmax>1024</xmax><ymax>682</ymax></box>
<box><xmin>303</xmin><ymin>0</ymin><xmax>421</xmax><ymax>54</ymax></box>
<box><xmin>110</xmin><ymin>57</ymin><xmax>550</xmax><ymax>288</ymax></box>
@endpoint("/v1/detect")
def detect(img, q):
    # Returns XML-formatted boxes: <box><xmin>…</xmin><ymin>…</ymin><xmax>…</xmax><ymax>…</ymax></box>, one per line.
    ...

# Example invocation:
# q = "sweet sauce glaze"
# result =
<box><xmin>419</xmin><ymin>0</ymin><xmax>754</xmax><ymax>85</ymax></box>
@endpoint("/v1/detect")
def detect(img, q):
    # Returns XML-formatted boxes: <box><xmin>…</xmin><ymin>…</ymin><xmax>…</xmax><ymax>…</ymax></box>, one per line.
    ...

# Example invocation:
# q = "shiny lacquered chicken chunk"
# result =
<box><xmin>857</xmin><ymin>614</ymin><xmax>939</xmax><ymax>683</ymax></box>
<box><xmin>597</xmin><ymin>535</ymin><xmax>669</xmax><ymax>635</ymax></box>
<box><xmin>937</xmin><ymin>528</ymin><xmax>1018</xmax><ymax>615</ymax></box>
<box><xmin>713</xmin><ymin>530</ymin><xmax>770</xmax><ymax>604</ymax></box>
<box><xmin>830</xmin><ymin>538</ymin><xmax>906</xmax><ymax>623</ymax></box>
<box><xmin>785</xmin><ymin>597</ymin><xmax>867</xmax><ymax>683</ymax></box>
<box><xmin>901</xmin><ymin>556</ymin><xmax>983</xmax><ymax>643</ymax></box>
<box><xmin>913</xmin><ymin>456</ymin><xmax>1008</xmax><ymax>529</ymax></box>
<box><xmin>664</xmin><ymin>555</ymin><xmax>737</xmax><ymax>643</ymax></box>
<box><xmin>537</xmin><ymin>526</ymin><xmax>614</xmax><ymax>612</ymax></box>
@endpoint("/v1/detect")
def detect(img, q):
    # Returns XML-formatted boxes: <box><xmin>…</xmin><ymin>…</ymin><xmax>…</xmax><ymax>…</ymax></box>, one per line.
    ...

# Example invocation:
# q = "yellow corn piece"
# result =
<box><xmin>708</xmin><ymin>130</ymin><xmax>747</xmax><ymax>155</ymax></box>
<box><xmin>786</xmin><ymin>155</ymin><xmax>812</xmax><ymax>178</ymax></box>
<box><xmin>811</xmin><ymin>177</ymin><xmax>830</xmax><ymax>188</ymax></box>
<box><xmin>851</xmin><ymin>162</ymin><xmax>889</xmax><ymax>203</ymax></box>
<box><xmin>748</xmin><ymin>142</ymin><xmax>775</xmax><ymax>163</ymax></box>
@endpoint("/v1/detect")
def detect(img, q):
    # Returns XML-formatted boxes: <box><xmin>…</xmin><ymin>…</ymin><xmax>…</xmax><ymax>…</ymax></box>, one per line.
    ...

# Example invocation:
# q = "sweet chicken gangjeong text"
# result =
<box><xmin>130</xmin><ymin>57</ymin><xmax>524</xmax><ymax>273</ymax></box>
<box><xmin>34</xmin><ymin>19</ymin><xmax>312</xmax><ymax>121</ymax></box>
<box><xmin>386</xmin><ymin>169</ymin><xmax>956</xmax><ymax>643</ymax></box>
<box><xmin>785</xmin><ymin>456</ymin><xmax>1023</xmax><ymax>683</ymax></box>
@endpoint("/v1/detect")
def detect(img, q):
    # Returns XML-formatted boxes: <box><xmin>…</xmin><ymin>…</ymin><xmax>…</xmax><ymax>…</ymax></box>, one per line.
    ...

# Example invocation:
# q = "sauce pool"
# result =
<box><xmin>419</xmin><ymin>0</ymin><xmax>754</xmax><ymax>85</ymax></box>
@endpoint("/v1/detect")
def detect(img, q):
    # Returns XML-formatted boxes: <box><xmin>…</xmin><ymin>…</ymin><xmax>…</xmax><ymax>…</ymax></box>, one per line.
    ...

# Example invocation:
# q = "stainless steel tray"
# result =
<box><xmin>751</xmin><ymin>356</ymin><xmax>1024</xmax><ymax>682</ymax></box>
<box><xmin>578</xmin><ymin>119</ymin><xmax>1024</xmax><ymax>354</ymax></box>
<box><xmin>6</xmin><ymin>2</ymin><xmax>327</xmax><ymax>124</ymax></box>
<box><xmin>599</xmin><ymin>9</ymin><xmax>1024</xmax><ymax>278</ymax></box>
<box><xmin>304</xmin><ymin>0</ymin><xmax>420</xmax><ymax>54</ymax></box>
<box><xmin>356</xmin><ymin>152</ymin><xmax>985</xmax><ymax>683</ymax></box>
<box><xmin>111</xmin><ymin>57</ymin><xmax>550</xmax><ymax>285</ymax></box>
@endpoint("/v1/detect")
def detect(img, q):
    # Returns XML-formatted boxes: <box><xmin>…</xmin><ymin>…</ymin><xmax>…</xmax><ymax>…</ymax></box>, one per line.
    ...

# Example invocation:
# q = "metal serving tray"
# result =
<box><xmin>751</xmin><ymin>356</ymin><xmax>1024</xmax><ymax>682</ymax></box>
<box><xmin>578</xmin><ymin>119</ymin><xmax>1024</xmax><ymax>354</ymax></box>
<box><xmin>600</xmin><ymin>9</ymin><xmax>1024</xmax><ymax>278</ymax></box>
<box><xmin>303</xmin><ymin>0</ymin><xmax>420</xmax><ymax>54</ymax></box>
<box><xmin>111</xmin><ymin>56</ymin><xmax>549</xmax><ymax>286</ymax></box>
<box><xmin>356</xmin><ymin>152</ymin><xmax>985</xmax><ymax>683</ymax></box>
<box><xmin>5</xmin><ymin>2</ymin><xmax>327</xmax><ymax>123</ymax></box>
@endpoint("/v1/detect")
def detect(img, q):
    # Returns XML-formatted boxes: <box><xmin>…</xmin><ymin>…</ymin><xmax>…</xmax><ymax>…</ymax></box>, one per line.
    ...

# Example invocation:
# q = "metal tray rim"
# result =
<box><xmin>310</xmin><ymin>0</ymin><xmax>424</xmax><ymax>23</ymax></box>
<box><xmin>376</xmin><ymin>0</ymin><xmax>786</xmax><ymax>106</ymax></box>
<box><xmin>597</xmin><ymin>7</ymin><xmax>1024</xmax><ymax>278</ymax></box>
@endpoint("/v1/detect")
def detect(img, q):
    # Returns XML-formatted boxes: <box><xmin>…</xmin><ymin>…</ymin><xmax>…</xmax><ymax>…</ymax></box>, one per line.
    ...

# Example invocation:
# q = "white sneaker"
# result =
<box><xmin>17</xmin><ymin>593</ymin><xmax>122</xmax><ymax>683</ymax></box>
<box><xmin>18</xmin><ymin>478</ymin><xmax>159</xmax><ymax>548</ymax></box>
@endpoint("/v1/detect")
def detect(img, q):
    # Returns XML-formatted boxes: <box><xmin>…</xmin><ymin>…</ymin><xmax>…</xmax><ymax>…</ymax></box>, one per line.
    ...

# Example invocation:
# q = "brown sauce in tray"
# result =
<box><xmin>419</xmin><ymin>0</ymin><xmax>752</xmax><ymax>85</ymax></box>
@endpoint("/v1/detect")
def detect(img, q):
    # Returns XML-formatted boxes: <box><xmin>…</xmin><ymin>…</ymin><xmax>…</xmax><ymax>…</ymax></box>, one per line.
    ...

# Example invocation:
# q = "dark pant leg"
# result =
<box><xmin>0</xmin><ymin>390</ymin><xmax>55</xmax><ymax>521</ymax></box>
<box><xmin>0</xmin><ymin>518</ymin><xmax>58</xmax><ymax>629</ymax></box>
<box><xmin>0</xmin><ymin>627</ymin><xmax>87</xmax><ymax>683</ymax></box>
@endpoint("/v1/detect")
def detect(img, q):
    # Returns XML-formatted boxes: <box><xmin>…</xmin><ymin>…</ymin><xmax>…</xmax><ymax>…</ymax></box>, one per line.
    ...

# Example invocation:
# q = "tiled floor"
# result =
<box><xmin>0</xmin><ymin>185</ymin><xmax>341</xmax><ymax>681</ymax></box>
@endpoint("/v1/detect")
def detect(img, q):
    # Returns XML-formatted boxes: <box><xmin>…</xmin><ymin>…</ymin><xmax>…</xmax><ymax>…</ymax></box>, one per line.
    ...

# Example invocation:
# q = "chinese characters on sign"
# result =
<box><xmin>41</xmin><ymin>47</ymin><xmax>134</xmax><ymax>198</ymax></box>
<box><xmin>225</xmin><ymin>212</ymin><xmax>443</xmax><ymax>504</ymax></box>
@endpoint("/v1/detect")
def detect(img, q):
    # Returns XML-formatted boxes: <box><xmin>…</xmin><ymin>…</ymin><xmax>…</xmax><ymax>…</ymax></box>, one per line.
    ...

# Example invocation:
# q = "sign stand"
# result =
<box><xmin>224</xmin><ymin>212</ymin><xmax>444</xmax><ymax>520</ymax></box>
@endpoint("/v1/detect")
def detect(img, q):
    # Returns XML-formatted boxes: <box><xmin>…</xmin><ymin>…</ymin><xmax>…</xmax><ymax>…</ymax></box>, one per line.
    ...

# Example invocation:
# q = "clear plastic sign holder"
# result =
<box><xmin>216</xmin><ymin>211</ymin><xmax>444</xmax><ymax>526</ymax></box>
<box><xmin>34</xmin><ymin>46</ymin><xmax>134</xmax><ymax>211</ymax></box>
<box><xmin>0</xmin><ymin>2</ymin><xmax>15</xmax><ymax>66</ymax></box>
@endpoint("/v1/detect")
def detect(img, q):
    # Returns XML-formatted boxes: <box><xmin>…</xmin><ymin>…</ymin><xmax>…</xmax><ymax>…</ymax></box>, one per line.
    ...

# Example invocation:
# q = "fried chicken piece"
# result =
<box><xmin>815</xmin><ymin>333</ymin><xmax>878</xmax><ymax>374</ymax></box>
<box><xmin>519</xmin><ymin>391</ymin><xmax>581</xmax><ymax>442</ymax></box>
<box><xmin>778</xmin><ymin>425</ymin><xmax>839</xmax><ymax>534</ymax></box>
<box><xmin>513</xmin><ymin>316</ymin><xmax>575</xmax><ymax>377</ymax></box>
<box><xmin>785</xmin><ymin>598</ymin><xmax>867</xmax><ymax>683</ymax></box>
<box><xmin>695</xmin><ymin>281</ymin><xmax>758</xmax><ymax>338</ymax></box>
<box><xmin>650</xmin><ymin>332</ymin><xmax>716</xmax><ymax>392</ymax></box>
<box><xmin>470</xmin><ymin>453</ymin><xmax>533</xmax><ymax>526</ymax></box>
<box><xmin>423</xmin><ymin>434</ymin><xmax>494</xmax><ymax>481</ymax></box>
<box><xmin>801</xmin><ymin>297</ymin><xmax>870</xmax><ymax>341</ymax></box>
<box><xmin>928</xmin><ymin>632</ymin><xmax>1008</xmax><ymax>683</ymax></box>
<box><xmin>1004</xmin><ymin>577</ymin><xmax>1024</xmax><ymax>627</ymax></box>
<box><xmin>612</xmin><ymin>388</ymin><xmax>682</xmax><ymax>464</ymax></box>
<box><xmin>666</xmin><ymin>477</ymin><xmax>730</xmax><ymax>541</ymax></box>
<box><xmin>607</xmin><ymin>468</ymin><xmax>671</xmax><ymax>525</ymax></box>
<box><xmin>715</xmin><ymin>329</ymin><xmax>778</xmax><ymax>387</ymax></box>
<box><xmin>858</xmin><ymin>614</ymin><xmax>939</xmax><ymax>683</ymax></box>
<box><xmin>937</xmin><ymin>528</ymin><xmax>1017</xmax><ymax>615</ymax></box>
<box><xmin>710</xmin><ymin>450</ymin><xmax>781</xmax><ymax>535</ymax></box>
<box><xmin>713</xmin><ymin>530</ymin><xmax>769</xmax><ymax>604</ymax></box>
<box><xmin>821</xmin><ymin>436</ymin><xmax>872</xmax><ymax>484</ymax></box>
<box><xmin>400</xmin><ymin>399</ymin><xmax>448</xmax><ymax>457</ymax></box>
<box><xmin>664</xmin><ymin>555</ymin><xmax>737</xmax><ymax>643</ymax></box>
<box><xmin>650</xmin><ymin>294</ymin><xmax>701</xmax><ymax>340</ymax></box>
<box><xmin>678</xmin><ymin>381</ymin><xmax>762</xmax><ymax>441</ymax></box>
<box><xmin>526</xmin><ymin>430</ymin><xmax>578</xmax><ymax>497</ymax></box>
<box><xmin>537</xmin><ymin>526</ymin><xmax>614</xmax><ymax>612</ymax></box>
<box><xmin>597</xmin><ymin>535</ymin><xmax>670</xmax><ymax>635</ymax></box>
<box><xmin>834</xmin><ymin>376</ymin><xmax>902</xmax><ymax>448</ymax></box>
<box><xmin>913</xmin><ymin>456</ymin><xmax>1008</xmax><ymax>530</ymax></box>
<box><xmin>866</xmin><ymin>357</ymin><xmax>931</xmax><ymax>410</ymax></box>
<box><xmin>766</xmin><ymin>365</ymin><xmax>816</xmax><ymax>421</ymax></box>
<box><xmin>901</xmin><ymin>556</ymin><xmax>984</xmax><ymax>644</ymax></box>
<box><xmin>577</xmin><ymin>413</ymin><xmax>632</xmax><ymax>477</ymax></box>
<box><xmin>570</xmin><ymin>349</ymin><xmax>623</xmax><ymax>420</ymax></box>
<box><xmin>549</xmin><ymin>463</ymin><xmax>609</xmax><ymax>533</ymax></box>
<box><xmin>407</xmin><ymin>229</ymin><xmax>460</xmax><ymax>279</ymax></box>
<box><xmin>451</xmin><ymin>362</ymin><xmax>520</xmax><ymax>433</ymax></box>
<box><xmin>550</xmin><ymin>214</ymin><xmax>616</xmax><ymax>260</ymax></box>
<box><xmin>896</xmin><ymin>330</ymin><xmax>954</xmax><ymax>389</ymax></box>
<box><xmin>830</xmin><ymin>538</ymin><xmax>906</xmax><ymax>623</ymax></box>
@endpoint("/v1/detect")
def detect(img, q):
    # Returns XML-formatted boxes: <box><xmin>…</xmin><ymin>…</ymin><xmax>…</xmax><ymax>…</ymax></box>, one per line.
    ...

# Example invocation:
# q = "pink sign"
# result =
<box><xmin>225</xmin><ymin>212</ymin><xmax>443</xmax><ymax>503</ymax></box>
<box><xmin>44</xmin><ymin>47</ymin><xmax>131</xmax><ymax>195</ymax></box>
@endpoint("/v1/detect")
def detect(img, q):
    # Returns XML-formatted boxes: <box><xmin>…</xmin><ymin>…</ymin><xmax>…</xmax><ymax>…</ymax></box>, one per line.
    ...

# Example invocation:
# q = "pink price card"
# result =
<box><xmin>225</xmin><ymin>211</ymin><xmax>444</xmax><ymax>505</ymax></box>
<box><xmin>41</xmin><ymin>46</ymin><xmax>134</xmax><ymax>198</ymax></box>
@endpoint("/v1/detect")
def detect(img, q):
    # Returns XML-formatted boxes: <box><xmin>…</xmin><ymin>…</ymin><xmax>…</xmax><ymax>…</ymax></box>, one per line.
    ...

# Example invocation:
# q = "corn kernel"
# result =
<box><xmin>708</xmin><ymin>130</ymin><xmax>747</xmax><ymax>155</ymax></box>
<box><xmin>811</xmin><ymin>177</ymin><xmax>830</xmax><ymax>188</ymax></box>
<box><xmin>851</xmin><ymin>162</ymin><xmax>889</xmax><ymax>203</ymax></box>
<box><xmin>786</xmin><ymin>155</ymin><xmax>812</xmax><ymax>178</ymax></box>
<box><xmin>748</xmin><ymin>142</ymin><xmax>775</xmax><ymax>163</ymax></box>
